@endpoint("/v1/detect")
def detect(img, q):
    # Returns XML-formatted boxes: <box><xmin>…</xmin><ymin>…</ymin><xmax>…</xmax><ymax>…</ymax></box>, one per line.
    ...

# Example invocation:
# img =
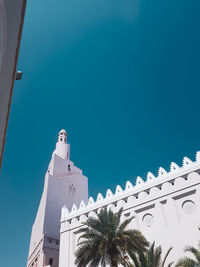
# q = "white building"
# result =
<box><xmin>27</xmin><ymin>130</ymin><xmax>88</xmax><ymax>267</ymax></box>
<box><xmin>28</xmin><ymin>130</ymin><xmax>200</xmax><ymax>267</ymax></box>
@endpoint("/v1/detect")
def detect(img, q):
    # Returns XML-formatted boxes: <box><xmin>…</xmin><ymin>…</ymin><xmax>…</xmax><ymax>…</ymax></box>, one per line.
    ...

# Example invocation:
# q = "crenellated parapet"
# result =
<box><xmin>61</xmin><ymin>152</ymin><xmax>200</xmax><ymax>227</ymax></box>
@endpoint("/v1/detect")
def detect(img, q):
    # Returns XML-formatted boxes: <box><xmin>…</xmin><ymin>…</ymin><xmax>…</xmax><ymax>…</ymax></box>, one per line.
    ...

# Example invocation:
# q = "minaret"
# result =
<box><xmin>55</xmin><ymin>129</ymin><xmax>69</xmax><ymax>160</ymax></box>
<box><xmin>27</xmin><ymin>130</ymin><xmax>88</xmax><ymax>267</ymax></box>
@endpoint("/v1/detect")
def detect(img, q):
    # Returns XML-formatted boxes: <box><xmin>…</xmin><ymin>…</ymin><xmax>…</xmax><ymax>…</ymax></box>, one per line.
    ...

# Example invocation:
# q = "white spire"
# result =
<box><xmin>55</xmin><ymin>129</ymin><xmax>70</xmax><ymax>159</ymax></box>
<box><xmin>58</xmin><ymin>129</ymin><xmax>67</xmax><ymax>143</ymax></box>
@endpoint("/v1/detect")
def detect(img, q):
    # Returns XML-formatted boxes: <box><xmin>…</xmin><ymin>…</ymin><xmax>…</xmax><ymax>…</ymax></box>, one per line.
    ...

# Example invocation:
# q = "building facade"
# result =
<box><xmin>28</xmin><ymin>130</ymin><xmax>200</xmax><ymax>267</ymax></box>
<box><xmin>0</xmin><ymin>0</ymin><xmax>27</xmax><ymax>170</ymax></box>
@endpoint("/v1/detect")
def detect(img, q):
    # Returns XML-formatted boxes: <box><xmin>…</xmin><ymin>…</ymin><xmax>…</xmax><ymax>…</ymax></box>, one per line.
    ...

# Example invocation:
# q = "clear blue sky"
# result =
<box><xmin>0</xmin><ymin>0</ymin><xmax>200</xmax><ymax>266</ymax></box>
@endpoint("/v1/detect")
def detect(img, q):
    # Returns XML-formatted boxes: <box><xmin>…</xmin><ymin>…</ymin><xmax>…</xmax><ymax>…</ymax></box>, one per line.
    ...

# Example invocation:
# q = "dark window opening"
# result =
<box><xmin>60</xmin><ymin>138</ymin><xmax>63</xmax><ymax>141</ymax></box>
<box><xmin>68</xmin><ymin>164</ymin><xmax>71</xmax><ymax>171</ymax></box>
<box><xmin>49</xmin><ymin>258</ymin><xmax>53</xmax><ymax>265</ymax></box>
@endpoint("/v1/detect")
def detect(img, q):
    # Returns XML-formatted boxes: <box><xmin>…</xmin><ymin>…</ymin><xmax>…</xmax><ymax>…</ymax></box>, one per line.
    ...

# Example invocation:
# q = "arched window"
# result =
<box><xmin>68</xmin><ymin>164</ymin><xmax>71</xmax><ymax>171</ymax></box>
<box><xmin>49</xmin><ymin>258</ymin><xmax>53</xmax><ymax>265</ymax></box>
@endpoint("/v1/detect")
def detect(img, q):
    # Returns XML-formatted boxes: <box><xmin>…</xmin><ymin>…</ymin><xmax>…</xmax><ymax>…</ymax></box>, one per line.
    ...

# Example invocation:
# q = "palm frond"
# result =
<box><xmin>117</xmin><ymin>216</ymin><xmax>135</xmax><ymax>233</ymax></box>
<box><xmin>175</xmin><ymin>257</ymin><xmax>197</xmax><ymax>267</ymax></box>
<box><xmin>162</xmin><ymin>247</ymin><xmax>173</xmax><ymax>267</ymax></box>
<box><xmin>75</xmin><ymin>207</ymin><xmax>147</xmax><ymax>267</ymax></box>
<box><xmin>185</xmin><ymin>245</ymin><xmax>200</xmax><ymax>263</ymax></box>
<box><xmin>128</xmin><ymin>241</ymin><xmax>172</xmax><ymax>267</ymax></box>
<box><xmin>154</xmin><ymin>245</ymin><xmax>162</xmax><ymax>266</ymax></box>
<box><xmin>127</xmin><ymin>249</ymin><xmax>140</xmax><ymax>267</ymax></box>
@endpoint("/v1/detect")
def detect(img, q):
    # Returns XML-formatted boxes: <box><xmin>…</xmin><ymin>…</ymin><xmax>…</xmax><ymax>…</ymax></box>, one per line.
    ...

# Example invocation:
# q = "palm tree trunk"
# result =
<box><xmin>111</xmin><ymin>259</ymin><xmax>118</xmax><ymax>267</ymax></box>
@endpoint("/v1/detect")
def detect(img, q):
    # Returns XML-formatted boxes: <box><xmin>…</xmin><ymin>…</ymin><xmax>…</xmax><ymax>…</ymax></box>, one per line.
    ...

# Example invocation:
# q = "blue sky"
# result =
<box><xmin>0</xmin><ymin>0</ymin><xmax>200</xmax><ymax>266</ymax></box>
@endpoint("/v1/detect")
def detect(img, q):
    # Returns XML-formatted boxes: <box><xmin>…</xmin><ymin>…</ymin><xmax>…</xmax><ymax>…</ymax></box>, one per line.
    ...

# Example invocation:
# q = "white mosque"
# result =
<box><xmin>27</xmin><ymin>130</ymin><xmax>200</xmax><ymax>267</ymax></box>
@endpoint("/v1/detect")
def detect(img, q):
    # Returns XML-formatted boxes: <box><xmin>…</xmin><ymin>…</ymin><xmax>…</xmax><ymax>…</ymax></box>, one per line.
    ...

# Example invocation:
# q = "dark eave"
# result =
<box><xmin>0</xmin><ymin>0</ymin><xmax>27</xmax><ymax>170</ymax></box>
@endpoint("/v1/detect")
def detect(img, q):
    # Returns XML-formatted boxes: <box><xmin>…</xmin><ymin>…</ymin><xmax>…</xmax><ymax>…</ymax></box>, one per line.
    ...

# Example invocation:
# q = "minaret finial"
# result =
<box><xmin>58</xmin><ymin>129</ymin><xmax>67</xmax><ymax>144</ymax></box>
<box><xmin>54</xmin><ymin>129</ymin><xmax>70</xmax><ymax>159</ymax></box>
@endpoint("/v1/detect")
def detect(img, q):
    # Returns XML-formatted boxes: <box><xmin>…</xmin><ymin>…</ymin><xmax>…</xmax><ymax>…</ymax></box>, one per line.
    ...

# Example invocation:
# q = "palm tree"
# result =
<box><xmin>128</xmin><ymin>242</ymin><xmax>173</xmax><ymax>267</ymax></box>
<box><xmin>75</xmin><ymin>207</ymin><xmax>149</xmax><ymax>267</ymax></box>
<box><xmin>175</xmin><ymin>242</ymin><xmax>200</xmax><ymax>267</ymax></box>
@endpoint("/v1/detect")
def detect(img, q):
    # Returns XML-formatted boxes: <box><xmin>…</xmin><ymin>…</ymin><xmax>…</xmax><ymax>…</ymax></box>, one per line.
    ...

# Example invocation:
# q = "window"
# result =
<box><xmin>182</xmin><ymin>200</ymin><xmax>196</xmax><ymax>214</ymax></box>
<box><xmin>68</xmin><ymin>164</ymin><xmax>71</xmax><ymax>171</ymax></box>
<box><xmin>142</xmin><ymin>213</ymin><xmax>154</xmax><ymax>227</ymax></box>
<box><xmin>49</xmin><ymin>258</ymin><xmax>53</xmax><ymax>265</ymax></box>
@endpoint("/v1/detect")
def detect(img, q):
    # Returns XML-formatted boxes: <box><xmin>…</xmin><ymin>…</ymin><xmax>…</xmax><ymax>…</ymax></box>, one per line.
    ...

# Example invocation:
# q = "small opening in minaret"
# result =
<box><xmin>60</xmin><ymin>138</ymin><xmax>63</xmax><ymax>141</ymax></box>
<box><xmin>68</xmin><ymin>164</ymin><xmax>71</xmax><ymax>171</ymax></box>
<box><xmin>49</xmin><ymin>258</ymin><xmax>53</xmax><ymax>265</ymax></box>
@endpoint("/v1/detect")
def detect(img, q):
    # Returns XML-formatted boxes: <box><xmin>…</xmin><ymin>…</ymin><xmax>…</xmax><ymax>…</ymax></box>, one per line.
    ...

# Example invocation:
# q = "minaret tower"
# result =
<box><xmin>27</xmin><ymin>130</ymin><xmax>88</xmax><ymax>267</ymax></box>
<box><xmin>55</xmin><ymin>129</ymin><xmax>69</xmax><ymax>160</ymax></box>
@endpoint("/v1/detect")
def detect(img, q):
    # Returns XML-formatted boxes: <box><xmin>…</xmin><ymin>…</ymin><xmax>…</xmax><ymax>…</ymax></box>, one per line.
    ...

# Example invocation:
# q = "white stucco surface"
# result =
<box><xmin>27</xmin><ymin>131</ymin><xmax>88</xmax><ymax>267</ymax></box>
<box><xmin>59</xmin><ymin>154</ymin><xmax>200</xmax><ymax>267</ymax></box>
<box><xmin>28</xmin><ymin>131</ymin><xmax>200</xmax><ymax>267</ymax></box>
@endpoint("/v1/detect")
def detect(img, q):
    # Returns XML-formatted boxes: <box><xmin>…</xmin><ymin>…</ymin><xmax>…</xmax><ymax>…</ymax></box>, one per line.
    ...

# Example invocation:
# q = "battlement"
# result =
<box><xmin>61</xmin><ymin>151</ymin><xmax>200</xmax><ymax>226</ymax></box>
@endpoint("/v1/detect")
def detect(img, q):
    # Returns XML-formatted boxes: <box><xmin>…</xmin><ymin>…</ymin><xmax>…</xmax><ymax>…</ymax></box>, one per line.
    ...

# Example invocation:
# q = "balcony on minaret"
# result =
<box><xmin>55</xmin><ymin>129</ymin><xmax>70</xmax><ymax>160</ymax></box>
<box><xmin>58</xmin><ymin>129</ymin><xmax>67</xmax><ymax>143</ymax></box>
<box><xmin>48</xmin><ymin>129</ymin><xmax>82</xmax><ymax>177</ymax></box>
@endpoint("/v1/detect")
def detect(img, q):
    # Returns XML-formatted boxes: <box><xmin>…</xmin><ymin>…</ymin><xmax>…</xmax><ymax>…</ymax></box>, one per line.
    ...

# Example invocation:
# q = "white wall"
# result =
<box><xmin>59</xmin><ymin>156</ymin><xmax>200</xmax><ymax>267</ymax></box>
<box><xmin>27</xmin><ymin>135</ymin><xmax>88</xmax><ymax>267</ymax></box>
